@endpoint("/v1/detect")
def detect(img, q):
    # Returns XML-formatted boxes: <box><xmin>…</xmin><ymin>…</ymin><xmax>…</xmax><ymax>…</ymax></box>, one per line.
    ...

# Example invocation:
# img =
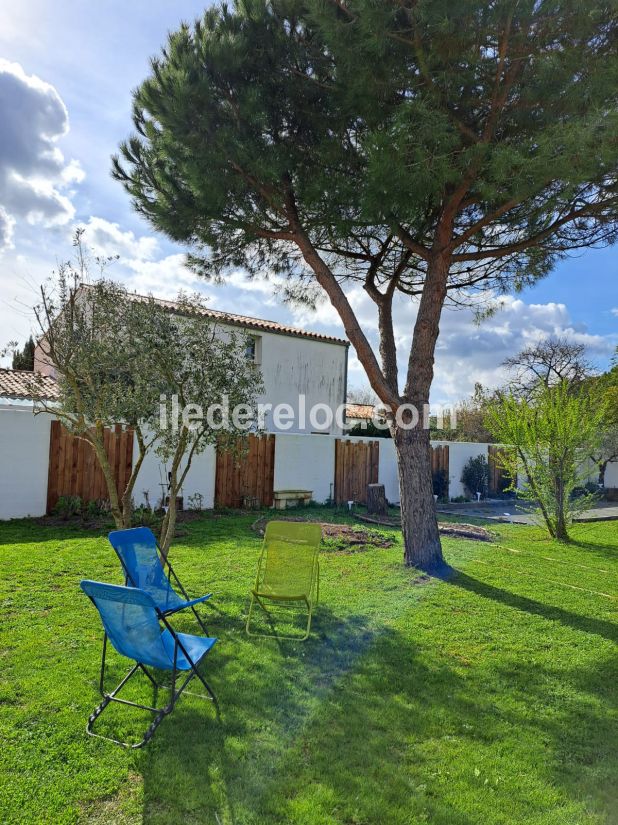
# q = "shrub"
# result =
<box><xmin>82</xmin><ymin>499</ymin><xmax>109</xmax><ymax>520</ymax></box>
<box><xmin>53</xmin><ymin>495</ymin><xmax>82</xmax><ymax>520</ymax></box>
<box><xmin>432</xmin><ymin>468</ymin><xmax>449</xmax><ymax>501</ymax></box>
<box><xmin>187</xmin><ymin>492</ymin><xmax>204</xmax><ymax>511</ymax></box>
<box><xmin>461</xmin><ymin>455</ymin><xmax>489</xmax><ymax>499</ymax></box>
<box><xmin>132</xmin><ymin>506</ymin><xmax>162</xmax><ymax>529</ymax></box>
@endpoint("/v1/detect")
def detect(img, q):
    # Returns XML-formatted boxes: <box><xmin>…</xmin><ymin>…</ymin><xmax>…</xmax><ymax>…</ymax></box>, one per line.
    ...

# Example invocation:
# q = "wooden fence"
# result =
<box><xmin>214</xmin><ymin>433</ymin><xmax>276</xmax><ymax>508</ymax></box>
<box><xmin>430</xmin><ymin>444</ymin><xmax>449</xmax><ymax>476</ymax></box>
<box><xmin>46</xmin><ymin>421</ymin><xmax>134</xmax><ymax>513</ymax></box>
<box><xmin>334</xmin><ymin>439</ymin><xmax>380</xmax><ymax>504</ymax></box>
<box><xmin>488</xmin><ymin>445</ymin><xmax>515</xmax><ymax>494</ymax></box>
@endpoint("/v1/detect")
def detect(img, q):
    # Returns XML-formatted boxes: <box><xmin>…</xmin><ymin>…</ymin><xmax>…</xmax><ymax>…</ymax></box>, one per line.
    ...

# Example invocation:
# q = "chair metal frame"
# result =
<box><xmin>109</xmin><ymin>527</ymin><xmax>211</xmax><ymax>634</ymax></box>
<box><xmin>82</xmin><ymin>587</ymin><xmax>218</xmax><ymax>749</ymax></box>
<box><xmin>246</xmin><ymin>522</ymin><xmax>322</xmax><ymax>641</ymax></box>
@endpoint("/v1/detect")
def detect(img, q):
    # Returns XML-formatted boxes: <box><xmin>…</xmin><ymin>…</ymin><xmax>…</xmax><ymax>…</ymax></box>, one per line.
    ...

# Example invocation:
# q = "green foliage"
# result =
<box><xmin>52</xmin><ymin>495</ymin><xmax>83</xmax><ymax>520</ymax></box>
<box><xmin>461</xmin><ymin>455</ymin><xmax>490</xmax><ymax>499</ymax></box>
<box><xmin>114</xmin><ymin>0</ymin><xmax>618</xmax><ymax>296</ymax></box>
<box><xmin>112</xmin><ymin>0</ymin><xmax>618</xmax><ymax>566</ymax></box>
<box><xmin>432</xmin><ymin>467</ymin><xmax>449</xmax><ymax>501</ymax></box>
<box><xmin>137</xmin><ymin>292</ymin><xmax>263</xmax><ymax>553</ymax></box>
<box><xmin>33</xmin><ymin>235</ymin><xmax>161</xmax><ymax>438</ymax></box>
<box><xmin>131</xmin><ymin>505</ymin><xmax>163</xmax><ymax>530</ymax></box>
<box><xmin>346</xmin><ymin>420</ymin><xmax>391</xmax><ymax>438</ymax></box>
<box><xmin>11</xmin><ymin>336</ymin><xmax>35</xmax><ymax>371</ymax></box>
<box><xmin>1</xmin><ymin>512</ymin><xmax>617</xmax><ymax>823</ymax></box>
<box><xmin>485</xmin><ymin>381</ymin><xmax>604</xmax><ymax>540</ymax></box>
<box><xmin>51</xmin><ymin>497</ymin><xmax>111</xmax><ymax>522</ymax></box>
<box><xmin>585</xmin><ymin>348</ymin><xmax>618</xmax><ymax>483</ymax></box>
<box><xmin>187</xmin><ymin>492</ymin><xmax>204</xmax><ymax>511</ymax></box>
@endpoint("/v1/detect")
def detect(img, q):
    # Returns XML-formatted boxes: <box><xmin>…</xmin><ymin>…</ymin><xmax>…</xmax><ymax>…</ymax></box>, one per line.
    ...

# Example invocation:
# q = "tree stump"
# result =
<box><xmin>367</xmin><ymin>483</ymin><xmax>387</xmax><ymax>516</ymax></box>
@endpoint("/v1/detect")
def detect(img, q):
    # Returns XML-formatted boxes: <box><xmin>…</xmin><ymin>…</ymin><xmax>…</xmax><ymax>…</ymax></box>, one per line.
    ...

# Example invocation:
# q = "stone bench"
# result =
<box><xmin>273</xmin><ymin>489</ymin><xmax>313</xmax><ymax>510</ymax></box>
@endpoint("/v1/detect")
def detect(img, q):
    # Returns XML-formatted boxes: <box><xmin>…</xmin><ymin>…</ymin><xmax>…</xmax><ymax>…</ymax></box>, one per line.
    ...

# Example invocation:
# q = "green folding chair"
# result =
<box><xmin>246</xmin><ymin>521</ymin><xmax>322</xmax><ymax>640</ymax></box>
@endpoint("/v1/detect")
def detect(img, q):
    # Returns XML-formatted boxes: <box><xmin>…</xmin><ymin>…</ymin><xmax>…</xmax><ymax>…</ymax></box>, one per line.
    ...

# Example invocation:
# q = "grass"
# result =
<box><xmin>0</xmin><ymin>507</ymin><xmax>617</xmax><ymax>824</ymax></box>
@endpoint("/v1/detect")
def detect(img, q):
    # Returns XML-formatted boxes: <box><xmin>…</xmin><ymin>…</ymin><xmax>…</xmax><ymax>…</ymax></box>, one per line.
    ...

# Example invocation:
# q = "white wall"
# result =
<box><xmin>377</xmin><ymin>438</ymin><xmax>399</xmax><ymax>503</ymax></box>
<box><xmin>0</xmin><ymin>403</ymin><xmax>52</xmax><ymax>519</ymax></box>
<box><xmin>376</xmin><ymin>439</ymin><xmax>492</xmax><ymax>503</ymax></box>
<box><xmin>255</xmin><ymin>331</ymin><xmax>348</xmax><ymax>435</ymax></box>
<box><xmin>2</xmin><ymin>404</ymin><xmax>617</xmax><ymax>521</ymax></box>
<box><xmin>439</xmin><ymin>441</ymin><xmax>492</xmax><ymax>500</ymax></box>
<box><xmin>605</xmin><ymin>460</ymin><xmax>618</xmax><ymax>489</ymax></box>
<box><xmin>273</xmin><ymin>433</ymin><xmax>336</xmax><ymax>502</ymax></box>
<box><xmin>135</xmin><ymin>440</ymin><xmax>217</xmax><ymax>510</ymax></box>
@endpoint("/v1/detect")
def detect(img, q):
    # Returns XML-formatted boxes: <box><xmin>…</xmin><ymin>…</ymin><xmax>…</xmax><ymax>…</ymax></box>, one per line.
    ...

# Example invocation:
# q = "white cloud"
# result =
<box><xmin>124</xmin><ymin>253</ymin><xmax>206</xmax><ymax>296</ymax></box>
<box><xmin>80</xmin><ymin>216</ymin><xmax>160</xmax><ymax>262</ymax></box>
<box><xmin>0</xmin><ymin>205</ymin><xmax>15</xmax><ymax>251</ymax></box>
<box><xmin>612</xmin><ymin>307</ymin><xmax>618</xmax><ymax>317</ymax></box>
<box><xmin>0</xmin><ymin>59</ymin><xmax>83</xmax><ymax>230</ymax></box>
<box><xmin>287</xmin><ymin>288</ymin><xmax>616</xmax><ymax>404</ymax></box>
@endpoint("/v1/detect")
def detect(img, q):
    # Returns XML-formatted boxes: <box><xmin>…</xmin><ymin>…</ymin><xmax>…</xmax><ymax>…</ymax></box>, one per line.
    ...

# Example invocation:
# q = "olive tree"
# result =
<box><xmin>134</xmin><ymin>294</ymin><xmax>263</xmax><ymax>557</ymax></box>
<box><xmin>31</xmin><ymin>234</ymin><xmax>161</xmax><ymax>528</ymax></box>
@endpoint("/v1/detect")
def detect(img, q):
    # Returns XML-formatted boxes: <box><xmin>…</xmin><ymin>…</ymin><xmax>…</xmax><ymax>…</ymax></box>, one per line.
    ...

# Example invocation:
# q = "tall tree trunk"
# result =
<box><xmin>394</xmin><ymin>426</ymin><xmax>444</xmax><ymax>569</ymax></box>
<box><xmin>90</xmin><ymin>430</ymin><xmax>124</xmax><ymax>529</ymax></box>
<box><xmin>395</xmin><ymin>248</ymin><xmax>452</xmax><ymax>570</ymax></box>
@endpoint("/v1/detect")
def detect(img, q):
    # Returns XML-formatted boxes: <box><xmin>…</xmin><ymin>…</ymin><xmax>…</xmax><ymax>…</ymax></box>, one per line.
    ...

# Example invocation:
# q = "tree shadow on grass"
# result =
<box><xmin>138</xmin><ymin>612</ymin><xmax>480</xmax><ymax>825</ymax></box>
<box><xmin>446</xmin><ymin>569</ymin><xmax>618</xmax><ymax>643</ymax></box>
<box><xmin>108</xmin><ymin>562</ymin><xmax>618</xmax><ymax>825</ymax></box>
<box><xmin>137</xmin><ymin>610</ymin><xmax>618</xmax><ymax>825</ymax></box>
<box><xmin>98</xmin><ymin>599</ymin><xmax>377</xmax><ymax>822</ymax></box>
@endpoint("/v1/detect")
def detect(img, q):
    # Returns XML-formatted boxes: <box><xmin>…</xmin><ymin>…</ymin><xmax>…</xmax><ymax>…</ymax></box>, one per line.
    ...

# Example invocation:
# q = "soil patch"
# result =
<box><xmin>355</xmin><ymin>513</ymin><xmax>494</xmax><ymax>542</ymax></box>
<box><xmin>251</xmin><ymin>516</ymin><xmax>394</xmax><ymax>552</ymax></box>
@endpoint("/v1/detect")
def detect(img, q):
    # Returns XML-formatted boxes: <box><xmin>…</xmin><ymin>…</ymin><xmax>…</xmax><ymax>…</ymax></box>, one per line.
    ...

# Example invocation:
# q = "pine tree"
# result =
<box><xmin>11</xmin><ymin>336</ymin><xmax>35</xmax><ymax>371</ymax></box>
<box><xmin>113</xmin><ymin>0</ymin><xmax>618</xmax><ymax>569</ymax></box>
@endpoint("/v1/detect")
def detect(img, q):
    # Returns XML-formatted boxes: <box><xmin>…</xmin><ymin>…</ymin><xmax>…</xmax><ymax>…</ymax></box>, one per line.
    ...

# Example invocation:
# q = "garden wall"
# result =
<box><xmin>0</xmin><ymin>403</ymin><xmax>53</xmax><ymax>519</ymax></box>
<box><xmin>1</xmin><ymin>403</ymin><xmax>616</xmax><ymax>519</ymax></box>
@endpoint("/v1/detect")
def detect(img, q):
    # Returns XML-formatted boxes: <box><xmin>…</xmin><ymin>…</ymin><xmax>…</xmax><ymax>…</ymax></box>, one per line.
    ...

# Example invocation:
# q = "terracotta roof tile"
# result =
<box><xmin>345</xmin><ymin>403</ymin><xmax>376</xmax><ymax>420</ymax></box>
<box><xmin>119</xmin><ymin>289</ymin><xmax>349</xmax><ymax>346</ymax></box>
<box><xmin>0</xmin><ymin>369</ymin><xmax>58</xmax><ymax>401</ymax></box>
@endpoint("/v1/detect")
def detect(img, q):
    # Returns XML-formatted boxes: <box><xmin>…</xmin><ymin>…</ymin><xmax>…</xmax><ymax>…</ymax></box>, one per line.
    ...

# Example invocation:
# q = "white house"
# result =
<box><xmin>34</xmin><ymin>290</ymin><xmax>350</xmax><ymax>435</ymax></box>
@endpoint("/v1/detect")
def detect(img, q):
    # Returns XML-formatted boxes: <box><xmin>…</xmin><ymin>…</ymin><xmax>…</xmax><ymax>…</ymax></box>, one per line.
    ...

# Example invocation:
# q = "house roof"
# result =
<box><xmin>118</xmin><ymin>289</ymin><xmax>349</xmax><ymax>346</ymax></box>
<box><xmin>0</xmin><ymin>369</ymin><xmax>58</xmax><ymax>401</ymax></box>
<box><xmin>345</xmin><ymin>403</ymin><xmax>376</xmax><ymax>421</ymax></box>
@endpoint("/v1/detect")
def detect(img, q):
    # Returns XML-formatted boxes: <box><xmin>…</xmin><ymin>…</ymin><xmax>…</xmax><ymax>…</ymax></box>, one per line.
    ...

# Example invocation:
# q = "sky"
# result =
<box><xmin>0</xmin><ymin>0</ymin><xmax>616</xmax><ymax>404</ymax></box>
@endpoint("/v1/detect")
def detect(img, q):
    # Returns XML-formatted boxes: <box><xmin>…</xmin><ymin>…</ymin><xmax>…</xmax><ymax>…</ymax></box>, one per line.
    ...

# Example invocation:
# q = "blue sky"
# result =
<box><xmin>0</xmin><ymin>0</ymin><xmax>616</xmax><ymax>402</ymax></box>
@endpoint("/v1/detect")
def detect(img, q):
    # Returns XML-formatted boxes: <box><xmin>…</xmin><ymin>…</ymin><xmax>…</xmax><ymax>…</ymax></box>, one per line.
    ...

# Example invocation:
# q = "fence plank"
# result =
<box><xmin>46</xmin><ymin>423</ymin><xmax>134</xmax><ymax>513</ymax></box>
<box><xmin>214</xmin><ymin>434</ymin><xmax>275</xmax><ymax>509</ymax></box>
<box><xmin>334</xmin><ymin>439</ymin><xmax>380</xmax><ymax>505</ymax></box>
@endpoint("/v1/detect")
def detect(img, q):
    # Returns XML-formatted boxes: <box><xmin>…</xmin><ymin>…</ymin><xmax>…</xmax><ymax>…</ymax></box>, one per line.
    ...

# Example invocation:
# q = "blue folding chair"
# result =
<box><xmin>80</xmin><ymin>580</ymin><xmax>218</xmax><ymax>748</ymax></box>
<box><xmin>108</xmin><ymin>527</ymin><xmax>212</xmax><ymax>633</ymax></box>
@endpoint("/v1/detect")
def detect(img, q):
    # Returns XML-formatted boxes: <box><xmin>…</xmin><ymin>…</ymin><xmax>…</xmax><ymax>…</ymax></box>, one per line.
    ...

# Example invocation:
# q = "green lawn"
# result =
<box><xmin>0</xmin><ymin>509</ymin><xmax>617</xmax><ymax>824</ymax></box>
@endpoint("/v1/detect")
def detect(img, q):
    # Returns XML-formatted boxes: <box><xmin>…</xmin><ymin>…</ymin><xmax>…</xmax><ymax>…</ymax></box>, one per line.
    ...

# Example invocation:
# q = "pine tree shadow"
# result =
<box><xmin>446</xmin><ymin>569</ymin><xmax>618</xmax><ymax>643</ymax></box>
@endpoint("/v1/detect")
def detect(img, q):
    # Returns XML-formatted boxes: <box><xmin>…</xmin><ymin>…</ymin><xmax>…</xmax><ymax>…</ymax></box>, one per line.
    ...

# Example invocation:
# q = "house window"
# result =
<box><xmin>245</xmin><ymin>336</ymin><xmax>262</xmax><ymax>365</ymax></box>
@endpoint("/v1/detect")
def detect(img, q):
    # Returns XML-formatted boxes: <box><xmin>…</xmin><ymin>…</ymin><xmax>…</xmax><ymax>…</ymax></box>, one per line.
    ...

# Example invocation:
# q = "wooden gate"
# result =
<box><xmin>334</xmin><ymin>439</ymin><xmax>380</xmax><ymax>505</ymax></box>
<box><xmin>488</xmin><ymin>445</ymin><xmax>515</xmax><ymax>494</ymax></box>
<box><xmin>214</xmin><ymin>434</ymin><xmax>275</xmax><ymax>508</ymax></box>
<box><xmin>46</xmin><ymin>421</ymin><xmax>134</xmax><ymax>513</ymax></box>
<box><xmin>430</xmin><ymin>444</ymin><xmax>449</xmax><ymax>476</ymax></box>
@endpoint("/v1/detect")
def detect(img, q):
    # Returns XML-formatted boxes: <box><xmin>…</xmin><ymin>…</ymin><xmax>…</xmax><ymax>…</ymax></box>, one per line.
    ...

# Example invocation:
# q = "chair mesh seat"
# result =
<box><xmin>247</xmin><ymin>521</ymin><xmax>322</xmax><ymax>639</ymax></box>
<box><xmin>109</xmin><ymin>527</ymin><xmax>188</xmax><ymax>611</ymax></box>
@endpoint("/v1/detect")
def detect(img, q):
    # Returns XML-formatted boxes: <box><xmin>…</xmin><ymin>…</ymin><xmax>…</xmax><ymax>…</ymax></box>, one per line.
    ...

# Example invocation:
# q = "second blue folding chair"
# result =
<box><xmin>81</xmin><ymin>580</ymin><xmax>217</xmax><ymax>748</ymax></box>
<box><xmin>108</xmin><ymin>526</ymin><xmax>212</xmax><ymax>633</ymax></box>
